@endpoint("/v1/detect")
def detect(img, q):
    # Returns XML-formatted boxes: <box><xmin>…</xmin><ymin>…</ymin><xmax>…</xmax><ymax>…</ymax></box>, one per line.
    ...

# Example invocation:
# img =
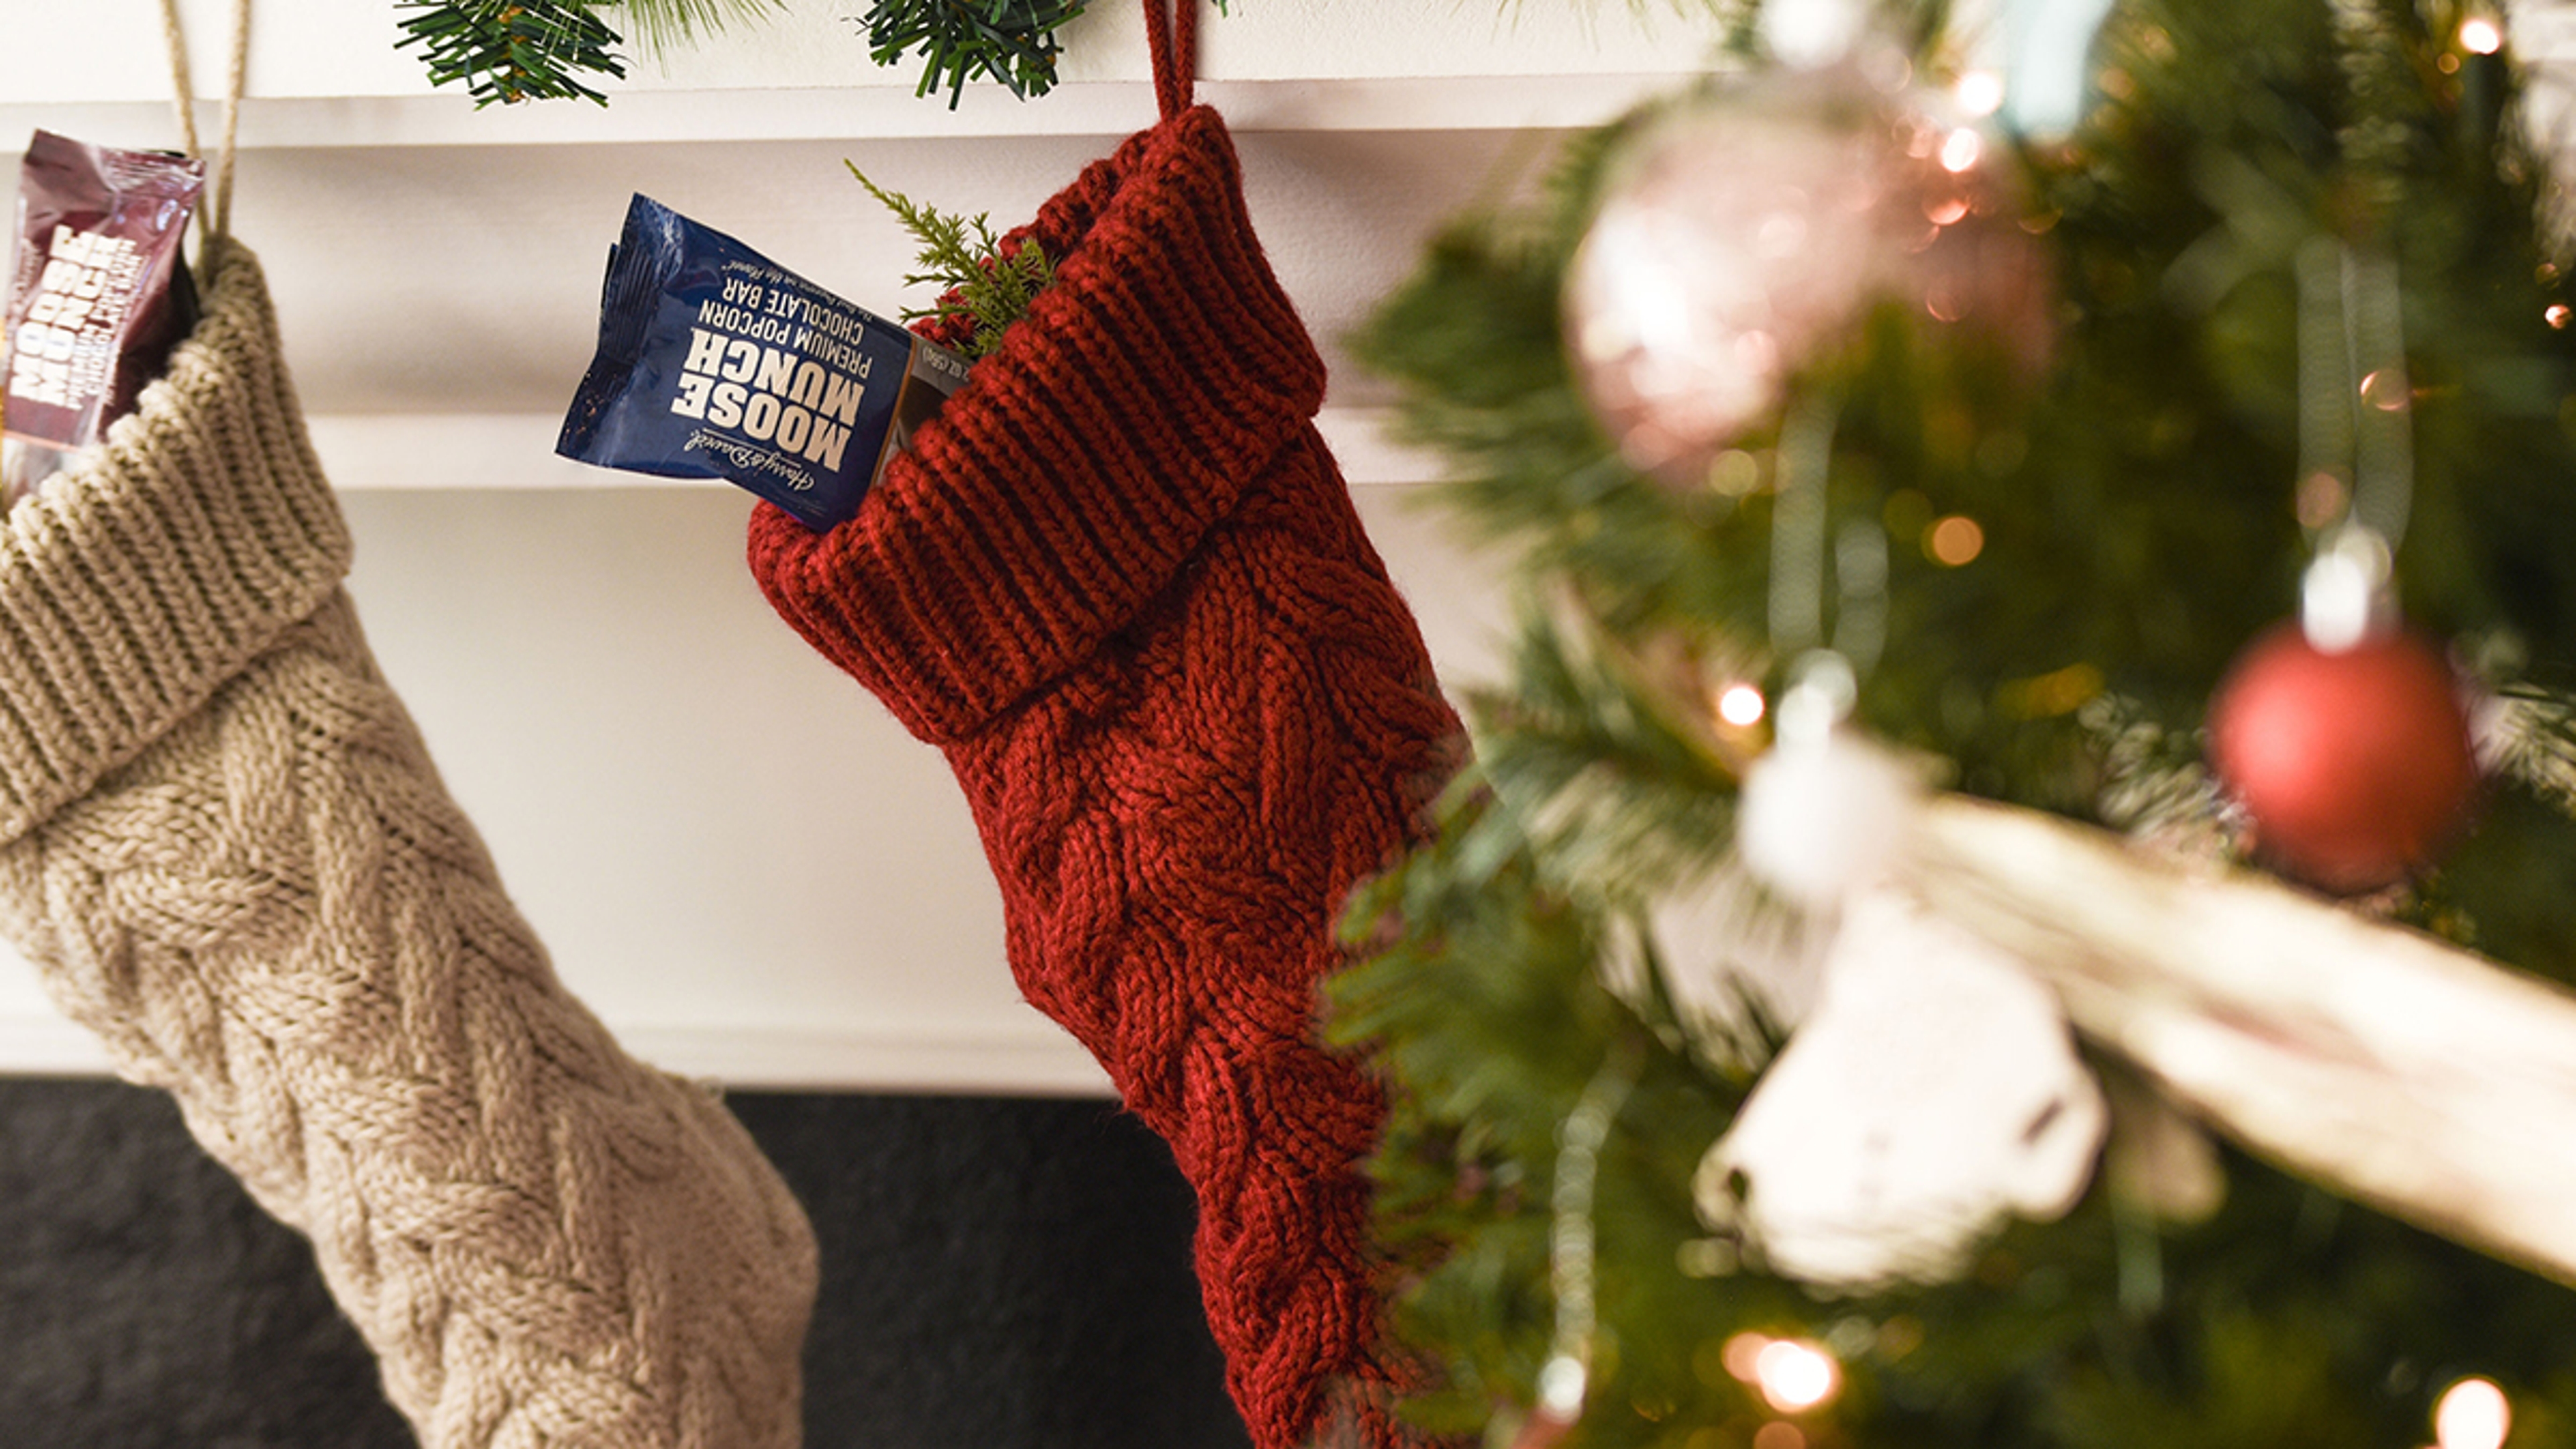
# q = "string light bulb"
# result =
<box><xmin>1952</xmin><ymin>70</ymin><xmax>2004</xmax><ymax>116</ymax></box>
<box><xmin>1718</xmin><ymin>683</ymin><xmax>1769</xmax><ymax>728</ymax></box>
<box><xmin>2435</xmin><ymin>1377</ymin><xmax>2511</xmax><ymax>1449</ymax></box>
<box><xmin>1939</xmin><ymin>127</ymin><xmax>1983</xmax><ymax>174</ymax></box>
<box><xmin>1718</xmin><ymin>1331</ymin><xmax>1847</xmax><ymax>1415</ymax></box>
<box><xmin>1927</xmin><ymin>515</ymin><xmax>1986</xmax><ymax>566</ymax></box>
<box><xmin>1754</xmin><ymin>1337</ymin><xmax>1842</xmax><ymax>1413</ymax></box>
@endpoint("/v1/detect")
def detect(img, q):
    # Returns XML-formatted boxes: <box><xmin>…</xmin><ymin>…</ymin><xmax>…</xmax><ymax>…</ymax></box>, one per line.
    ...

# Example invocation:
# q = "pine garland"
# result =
<box><xmin>615</xmin><ymin>0</ymin><xmax>773</xmax><ymax>56</ymax></box>
<box><xmin>391</xmin><ymin>0</ymin><xmax>1095</xmax><ymax>109</ymax></box>
<box><xmin>387</xmin><ymin>0</ymin><xmax>1335</xmax><ymax>111</ymax></box>
<box><xmin>394</xmin><ymin>0</ymin><xmax>775</xmax><ymax>107</ymax></box>
<box><xmin>857</xmin><ymin>0</ymin><xmax>1090</xmax><ymax>107</ymax></box>
<box><xmin>395</xmin><ymin>0</ymin><xmax>627</xmax><ymax>107</ymax></box>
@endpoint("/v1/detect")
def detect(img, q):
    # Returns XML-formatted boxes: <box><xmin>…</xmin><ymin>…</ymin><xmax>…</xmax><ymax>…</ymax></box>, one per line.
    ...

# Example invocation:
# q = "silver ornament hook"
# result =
<box><xmin>1776</xmin><ymin>651</ymin><xmax>1861</xmax><ymax>752</ymax></box>
<box><xmin>2300</xmin><ymin>523</ymin><xmax>2396</xmax><ymax>653</ymax></box>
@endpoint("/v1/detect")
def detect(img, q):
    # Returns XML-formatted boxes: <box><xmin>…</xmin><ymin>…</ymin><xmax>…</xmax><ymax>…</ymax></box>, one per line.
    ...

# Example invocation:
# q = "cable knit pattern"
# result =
<box><xmin>749</xmin><ymin>104</ymin><xmax>1464</xmax><ymax>1449</ymax></box>
<box><xmin>0</xmin><ymin>239</ymin><xmax>818</xmax><ymax>1449</ymax></box>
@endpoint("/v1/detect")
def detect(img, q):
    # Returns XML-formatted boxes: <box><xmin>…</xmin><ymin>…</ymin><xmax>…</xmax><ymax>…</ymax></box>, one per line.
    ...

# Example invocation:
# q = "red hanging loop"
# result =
<box><xmin>1146</xmin><ymin>0</ymin><xmax>1198</xmax><ymax>119</ymax></box>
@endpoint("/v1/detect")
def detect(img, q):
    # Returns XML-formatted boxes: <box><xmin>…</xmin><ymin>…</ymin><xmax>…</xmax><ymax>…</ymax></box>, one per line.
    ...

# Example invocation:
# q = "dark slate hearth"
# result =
<box><xmin>0</xmin><ymin>1078</ymin><xmax>1250</xmax><ymax>1449</ymax></box>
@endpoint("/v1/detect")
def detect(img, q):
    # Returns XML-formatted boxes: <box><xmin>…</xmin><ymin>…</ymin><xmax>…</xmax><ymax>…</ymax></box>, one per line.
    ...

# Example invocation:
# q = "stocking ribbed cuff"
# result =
<box><xmin>749</xmin><ymin>105</ymin><xmax>1326</xmax><ymax>743</ymax></box>
<box><xmin>0</xmin><ymin>239</ymin><xmax>350</xmax><ymax>846</ymax></box>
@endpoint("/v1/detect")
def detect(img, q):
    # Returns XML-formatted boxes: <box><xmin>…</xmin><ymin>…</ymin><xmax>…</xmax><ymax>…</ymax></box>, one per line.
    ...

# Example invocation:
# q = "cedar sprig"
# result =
<box><xmin>848</xmin><ymin>166</ymin><xmax>1057</xmax><ymax>359</ymax></box>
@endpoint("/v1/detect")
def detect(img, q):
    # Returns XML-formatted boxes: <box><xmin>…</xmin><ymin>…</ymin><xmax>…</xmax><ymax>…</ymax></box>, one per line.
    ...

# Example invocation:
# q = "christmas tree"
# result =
<box><xmin>1328</xmin><ymin>1</ymin><xmax>2576</xmax><ymax>1446</ymax></box>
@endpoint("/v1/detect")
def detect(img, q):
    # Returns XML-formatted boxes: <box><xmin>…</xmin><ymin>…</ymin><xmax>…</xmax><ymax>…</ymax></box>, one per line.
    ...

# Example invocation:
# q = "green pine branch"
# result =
<box><xmin>616</xmin><ymin>0</ymin><xmax>777</xmax><ymax>55</ymax></box>
<box><xmin>847</xmin><ymin>166</ymin><xmax>1056</xmax><ymax>358</ymax></box>
<box><xmin>857</xmin><ymin>0</ymin><xmax>1090</xmax><ymax>108</ymax></box>
<box><xmin>1327</xmin><ymin>787</ymin><xmax>1762</xmax><ymax>1442</ymax></box>
<box><xmin>854</xmin><ymin>1</ymin><xmax>1258</xmax><ymax>109</ymax></box>
<box><xmin>396</xmin><ymin>0</ymin><xmax>625</xmax><ymax>106</ymax></box>
<box><xmin>395</xmin><ymin>0</ymin><xmax>774</xmax><ymax>108</ymax></box>
<box><xmin>1467</xmin><ymin>604</ymin><xmax>1749</xmax><ymax>910</ymax></box>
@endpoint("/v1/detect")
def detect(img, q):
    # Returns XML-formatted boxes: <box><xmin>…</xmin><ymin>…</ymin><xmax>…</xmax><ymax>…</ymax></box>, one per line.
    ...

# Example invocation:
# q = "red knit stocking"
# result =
<box><xmin>746</xmin><ymin>7</ymin><xmax>1462</xmax><ymax>1444</ymax></box>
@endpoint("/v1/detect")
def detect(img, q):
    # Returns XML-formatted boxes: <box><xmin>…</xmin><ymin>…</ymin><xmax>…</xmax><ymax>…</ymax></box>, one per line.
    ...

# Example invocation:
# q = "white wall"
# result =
<box><xmin>0</xmin><ymin>0</ymin><xmax>1728</xmax><ymax>1091</ymax></box>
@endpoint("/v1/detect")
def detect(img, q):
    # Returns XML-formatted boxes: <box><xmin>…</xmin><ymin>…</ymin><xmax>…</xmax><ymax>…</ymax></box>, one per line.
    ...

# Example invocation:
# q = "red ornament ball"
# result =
<box><xmin>2205</xmin><ymin>623</ymin><xmax>2480</xmax><ymax>894</ymax></box>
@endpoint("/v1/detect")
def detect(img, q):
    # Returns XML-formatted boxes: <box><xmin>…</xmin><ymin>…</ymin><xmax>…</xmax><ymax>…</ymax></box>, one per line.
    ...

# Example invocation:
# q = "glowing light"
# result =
<box><xmin>1718</xmin><ymin>684</ymin><xmax>1768</xmax><ymax>728</ymax></box>
<box><xmin>1752</xmin><ymin>1424</ymin><xmax>1807</xmax><ymax>1449</ymax></box>
<box><xmin>1537</xmin><ymin>1354</ymin><xmax>1589</xmax><ymax>1417</ymax></box>
<box><xmin>1709</xmin><ymin>449</ymin><xmax>1764</xmax><ymax>497</ymax></box>
<box><xmin>1953</xmin><ymin>70</ymin><xmax>2005</xmax><ymax>117</ymax></box>
<box><xmin>1925</xmin><ymin>195</ymin><xmax>1972</xmax><ymax>226</ymax></box>
<box><xmin>1939</xmin><ymin>127</ymin><xmax>1983</xmax><ymax>174</ymax></box>
<box><xmin>2436</xmin><ymin>1377</ymin><xmax>2512</xmax><ymax>1449</ymax></box>
<box><xmin>2461</xmin><ymin>17</ymin><xmax>2504</xmax><ymax>54</ymax></box>
<box><xmin>1754</xmin><ymin>1338</ymin><xmax>1842</xmax><ymax>1413</ymax></box>
<box><xmin>1998</xmin><ymin>661</ymin><xmax>2105</xmax><ymax>720</ymax></box>
<box><xmin>2548</xmin><ymin>304</ymin><xmax>2571</xmax><ymax>329</ymax></box>
<box><xmin>2359</xmin><ymin>366</ymin><xmax>2411</xmax><ymax>412</ymax></box>
<box><xmin>2301</xmin><ymin>529</ymin><xmax>2390</xmax><ymax>653</ymax></box>
<box><xmin>2295</xmin><ymin>470</ymin><xmax>2350</xmax><ymax>531</ymax></box>
<box><xmin>1756</xmin><ymin>208</ymin><xmax>1811</xmax><ymax>259</ymax></box>
<box><xmin>1722</xmin><ymin>1332</ymin><xmax>1770</xmax><ymax>1384</ymax></box>
<box><xmin>1927</xmin><ymin>515</ymin><xmax>1986</xmax><ymax>566</ymax></box>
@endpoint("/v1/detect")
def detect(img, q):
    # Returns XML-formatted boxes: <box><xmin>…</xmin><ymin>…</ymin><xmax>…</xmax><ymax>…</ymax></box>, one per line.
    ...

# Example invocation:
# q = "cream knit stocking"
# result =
<box><xmin>0</xmin><ymin>237</ymin><xmax>816</xmax><ymax>1449</ymax></box>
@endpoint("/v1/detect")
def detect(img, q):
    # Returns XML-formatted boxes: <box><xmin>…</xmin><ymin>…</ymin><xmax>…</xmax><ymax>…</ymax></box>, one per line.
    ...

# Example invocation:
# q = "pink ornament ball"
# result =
<box><xmin>1562</xmin><ymin>67</ymin><xmax>2053</xmax><ymax>492</ymax></box>
<box><xmin>2204</xmin><ymin>623</ymin><xmax>2480</xmax><ymax>894</ymax></box>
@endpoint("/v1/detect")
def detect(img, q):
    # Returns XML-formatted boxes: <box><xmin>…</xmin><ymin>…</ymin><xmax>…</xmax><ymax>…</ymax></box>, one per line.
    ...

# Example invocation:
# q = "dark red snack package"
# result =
<box><xmin>3</xmin><ymin>130</ymin><xmax>205</xmax><ymax>504</ymax></box>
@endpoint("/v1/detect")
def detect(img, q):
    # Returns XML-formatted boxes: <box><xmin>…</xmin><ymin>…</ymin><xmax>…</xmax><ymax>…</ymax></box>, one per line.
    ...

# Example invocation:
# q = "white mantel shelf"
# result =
<box><xmin>0</xmin><ymin>0</ymin><xmax>1723</xmax><ymax>143</ymax></box>
<box><xmin>0</xmin><ymin>73</ymin><xmax>1703</xmax><ymax>152</ymax></box>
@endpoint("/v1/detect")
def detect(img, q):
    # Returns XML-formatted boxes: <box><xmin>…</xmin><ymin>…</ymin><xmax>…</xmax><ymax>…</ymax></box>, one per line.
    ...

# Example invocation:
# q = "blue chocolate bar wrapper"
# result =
<box><xmin>557</xmin><ymin>194</ymin><xmax>963</xmax><ymax>531</ymax></box>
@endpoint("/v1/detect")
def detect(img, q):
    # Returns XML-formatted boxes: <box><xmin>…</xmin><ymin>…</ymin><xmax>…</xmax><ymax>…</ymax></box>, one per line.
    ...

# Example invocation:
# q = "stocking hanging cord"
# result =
<box><xmin>1146</xmin><ymin>0</ymin><xmax>1201</xmax><ymax>120</ymax></box>
<box><xmin>157</xmin><ymin>0</ymin><xmax>249</xmax><ymax>246</ymax></box>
